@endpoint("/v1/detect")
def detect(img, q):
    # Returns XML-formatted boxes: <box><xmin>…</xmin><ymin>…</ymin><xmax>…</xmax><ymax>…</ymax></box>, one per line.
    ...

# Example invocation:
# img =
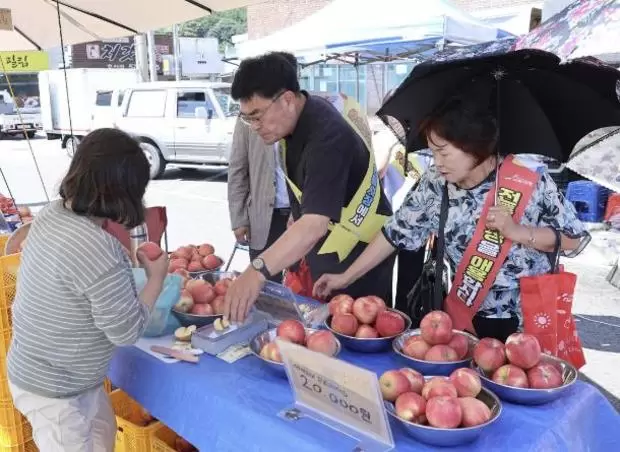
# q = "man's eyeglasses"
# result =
<box><xmin>238</xmin><ymin>91</ymin><xmax>285</xmax><ymax>127</ymax></box>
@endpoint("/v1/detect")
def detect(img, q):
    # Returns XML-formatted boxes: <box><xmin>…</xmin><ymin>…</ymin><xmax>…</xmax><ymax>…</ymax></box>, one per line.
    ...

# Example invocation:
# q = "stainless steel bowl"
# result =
<box><xmin>170</xmin><ymin>308</ymin><xmax>222</xmax><ymax>328</ymax></box>
<box><xmin>385</xmin><ymin>376</ymin><xmax>502</xmax><ymax>447</ymax></box>
<box><xmin>249</xmin><ymin>327</ymin><xmax>342</xmax><ymax>377</ymax></box>
<box><xmin>195</xmin><ymin>270</ymin><xmax>239</xmax><ymax>284</ymax></box>
<box><xmin>471</xmin><ymin>354</ymin><xmax>577</xmax><ymax>405</ymax></box>
<box><xmin>323</xmin><ymin>309</ymin><xmax>412</xmax><ymax>353</ymax></box>
<box><xmin>393</xmin><ymin>329</ymin><xmax>479</xmax><ymax>376</ymax></box>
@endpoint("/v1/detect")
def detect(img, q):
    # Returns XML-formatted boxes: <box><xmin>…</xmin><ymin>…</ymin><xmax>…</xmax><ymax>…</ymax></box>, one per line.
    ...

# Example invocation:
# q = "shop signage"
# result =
<box><xmin>277</xmin><ymin>339</ymin><xmax>394</xmax><ymax>451</ymax></box>
<box><xmin>0</xmin><ymin>51</ymin><xmax>49</xmax><ymax>72</ymax></box>
<box><xmin>0</xmin><ymin>9</ymin><xmax>12</xmax><ymax>31</ymax></box>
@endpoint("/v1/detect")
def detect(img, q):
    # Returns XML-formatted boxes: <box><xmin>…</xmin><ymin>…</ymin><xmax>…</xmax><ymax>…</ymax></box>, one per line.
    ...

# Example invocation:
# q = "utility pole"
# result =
<box><xmin>134</xmin><ymin>34</ymin><xmax>149</xmax><ymax>82</ymax></box>
<box><xmin>146</xmin><ymin>31</ymin><xmax>158</xmax><ymax>82</ymax></box>
<box><xmin>173</xmin><ymin>24</ymin><xmax>182</xmax><ymax>81</ymax></box>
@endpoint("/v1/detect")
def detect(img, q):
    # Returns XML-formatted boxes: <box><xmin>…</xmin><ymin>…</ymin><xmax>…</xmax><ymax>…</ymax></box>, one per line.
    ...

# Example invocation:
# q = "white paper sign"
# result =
<box><xmin>277</xmin><ymin>339</ymin><xmax>394</xmax><ymax>451</ymax></box>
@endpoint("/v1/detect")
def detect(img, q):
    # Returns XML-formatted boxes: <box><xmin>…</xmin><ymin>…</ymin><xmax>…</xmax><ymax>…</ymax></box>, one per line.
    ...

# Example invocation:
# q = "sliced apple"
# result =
<box><xmin>174</xmin><ymin>325</ymin><xmax>197</xmax><ymax>342</ymax></box>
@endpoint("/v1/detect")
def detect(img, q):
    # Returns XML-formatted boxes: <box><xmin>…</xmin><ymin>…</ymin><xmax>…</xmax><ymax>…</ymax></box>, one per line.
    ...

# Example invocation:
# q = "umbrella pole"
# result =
<box><xmin>0</xmin><ymin>60</ymin><xmax>51</xmax><ymax>210</ymax></box>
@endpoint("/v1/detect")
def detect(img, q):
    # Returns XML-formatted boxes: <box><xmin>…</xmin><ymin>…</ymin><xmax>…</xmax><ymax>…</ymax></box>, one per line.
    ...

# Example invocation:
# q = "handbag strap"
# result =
<box><xmin>433</xmin><ymin>183</ymin><xmax>449</xmax><ymax>310</ymax></box>
<box><xmin>548</xmin><ymin>228</ymin><xmax>562</xmax><ymax>273</ymax></box>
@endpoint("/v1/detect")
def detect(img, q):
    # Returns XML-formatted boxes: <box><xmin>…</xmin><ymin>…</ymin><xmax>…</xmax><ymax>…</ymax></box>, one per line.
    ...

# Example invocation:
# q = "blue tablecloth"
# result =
<box><xmin>109</xmin><ymin>343</ymin><xmax>620</xmax><ymax>452</ymax></box>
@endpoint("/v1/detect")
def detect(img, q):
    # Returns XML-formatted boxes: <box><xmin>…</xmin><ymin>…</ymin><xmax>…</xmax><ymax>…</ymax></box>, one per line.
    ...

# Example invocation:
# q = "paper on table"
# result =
<box><xmin>134</xmin><ymin>335</ymin><xmax>179</xmax><ymax>363</ymax></box>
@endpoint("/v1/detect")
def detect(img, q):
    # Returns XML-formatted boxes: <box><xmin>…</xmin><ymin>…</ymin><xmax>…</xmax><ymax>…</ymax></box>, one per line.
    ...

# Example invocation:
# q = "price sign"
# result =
<box><xmin>0</xmin><ymin>9</ymin><xmax>13</xmax><ymax>31</ymax></box>
<box><xmin>276</xmin><ymin>339</ymin><xmax>394</xmax><ymax>451</ymax></box>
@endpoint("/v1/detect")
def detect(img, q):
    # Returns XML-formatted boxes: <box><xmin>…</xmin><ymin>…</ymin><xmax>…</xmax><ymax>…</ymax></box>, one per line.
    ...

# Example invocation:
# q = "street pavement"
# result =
<box><xmin>1</xmin><ymin>134</ymin><xmax>619</xmax><ymax>411</ymax></box>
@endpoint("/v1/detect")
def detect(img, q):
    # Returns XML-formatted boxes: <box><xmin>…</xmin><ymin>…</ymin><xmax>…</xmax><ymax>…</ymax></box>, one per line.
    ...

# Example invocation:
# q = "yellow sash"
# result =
<box><xmin>391</xmin><ymin>146</ymin><xmax>424</xmax><ymax>180</ymax></box>
<box><xmin>279</xmin><ymin>93</ymin><xmax>388</xmax><ymax>262</ymax></box>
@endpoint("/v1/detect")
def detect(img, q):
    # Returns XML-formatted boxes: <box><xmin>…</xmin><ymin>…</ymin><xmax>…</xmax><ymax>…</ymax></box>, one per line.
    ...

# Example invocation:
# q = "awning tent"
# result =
<box><xmin>235</xmin><ymin>0</ymin><xmax>511</xmax><ymax>63</ymax></box>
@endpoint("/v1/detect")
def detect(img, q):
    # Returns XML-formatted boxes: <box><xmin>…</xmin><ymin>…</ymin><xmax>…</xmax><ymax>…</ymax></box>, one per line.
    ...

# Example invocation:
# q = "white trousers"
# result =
<box><xmin>9</xmin><ymin>382</ymin><xmax>116</xmax><ymax>452</ymax></box>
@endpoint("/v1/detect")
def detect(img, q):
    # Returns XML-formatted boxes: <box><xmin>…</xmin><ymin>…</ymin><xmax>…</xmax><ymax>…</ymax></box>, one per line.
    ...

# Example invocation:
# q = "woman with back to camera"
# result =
<box><xmin>314</xmin><ymin>93</ymin><xmax>590</xmax><ymax>342</ymax></box>
<box><xmin>7</xmin><ymin>128</ymin><xmax>168</xmax><ymax>452</ymax></box>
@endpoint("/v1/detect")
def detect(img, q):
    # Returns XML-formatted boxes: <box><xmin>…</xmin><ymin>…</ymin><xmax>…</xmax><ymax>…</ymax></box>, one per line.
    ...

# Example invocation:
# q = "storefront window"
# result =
<box><xmin>311</xmin><ymin>65</ymin><xmax>338</xmax><ymax>94</ymax></box>
<box><xmin>386</xmin><ymin>62</ymin><xmax>415</xmax><ymax>93</ymax></box>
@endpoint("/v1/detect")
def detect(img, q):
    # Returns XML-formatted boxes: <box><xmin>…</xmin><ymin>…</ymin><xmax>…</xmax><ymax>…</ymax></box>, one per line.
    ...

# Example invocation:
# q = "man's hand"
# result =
<box><xmin>224</xmin><ymin>267</ymin><xmax>266</xmax><ymax>323</ymax></box>
<box><xmin>233</xmin><ymin>226</ymin><xmax>250</xmax><ymax>245</ymax></box>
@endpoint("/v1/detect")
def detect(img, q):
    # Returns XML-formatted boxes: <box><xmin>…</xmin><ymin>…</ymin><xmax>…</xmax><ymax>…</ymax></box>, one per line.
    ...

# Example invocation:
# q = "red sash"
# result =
<box><xmin>445</xmin><ymin>155</ymin><xmax>539</xmax><ymax>332</ymax></box>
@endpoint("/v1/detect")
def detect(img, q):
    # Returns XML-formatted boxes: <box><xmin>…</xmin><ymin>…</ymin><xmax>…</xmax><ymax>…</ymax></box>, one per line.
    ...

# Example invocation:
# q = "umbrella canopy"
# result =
<box><xmin>567</xmin><ymin>126</ymin><xmax>620</xmax><ymax>193</ymax></box>
<box><xmin>377</xmin><ymin>39</ymin><xmax>620</xmax><ymax>163</ymax></box>
<box><xmin>0</xmin><ymin>0</ymin><xmax>260</xmax><ymax>51</ymax></box>
<box><xmin>515</xmin><ymin>0</ymin><xmax>620</xmax><ymax>61</ymax></box>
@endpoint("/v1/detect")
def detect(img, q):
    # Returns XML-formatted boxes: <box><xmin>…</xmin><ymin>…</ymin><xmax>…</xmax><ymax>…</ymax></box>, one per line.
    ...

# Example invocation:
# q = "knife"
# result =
<box><xmin>150</xmin><ymin>345</ymin><xmax>199</xmax><ymax>363</ymax></box>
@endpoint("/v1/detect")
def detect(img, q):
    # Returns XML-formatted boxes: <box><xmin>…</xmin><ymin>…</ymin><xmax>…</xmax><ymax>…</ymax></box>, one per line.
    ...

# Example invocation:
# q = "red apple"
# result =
<box><xmin>458</xmin><ymin>397</ymin><xmax>492</xmax><ymax>427</ymax></box>
<box><xmin>492</xmin><ymin>364</ymin><xmax>529</xmax><ymax>388</ymax></box>
<box><xmin>395</xmin><ymin>392</ymin><xmax>426</xmax><ymax>422</ymax></box>
<box><xmin>352</xmin><ymin>296</ymin><xmax>380</xmax><ymax>324</ymax></box>
<box><xmin>138</xmin><ymin>242</ymin><xmax>163</xmax><ymax>260</ymax></box>
<box><xmin>379</xmin><ymin>370</ymin><xmax>411</xmax><ymax>401</ymax></box>
<box><xmin>505</xmin><ymin>333</ymin><xmax>542</xmax><ymax>370</ymax></box>
<box><xmin>527</xmin><ymin>363</ymin><xmax>563</xmax><ymax>389</ymax></box>
<box><xmin>367</xmin><ymin>295</ymin><xmax>387</xmax><ymax>312</ymax></box>
<box><xmin>192</xmin><ymin>284</ymin><xmax>215</xmax><ymax>304</ymax></box>
<box><xmin>402</xmin><ymin>336</ymin><xmax>431</xmax><ymax>360</ymax></box>
<box><xmin>473</xmin><ymin>338</ymin><xmax>507</xmax><ymax>374</ymax></box>
<box><xmin>424</xmin><ymin>345</ymin><xmax>458</xmax><ymax>362</ymax></box>
<box><xmin>399</xmin><ymin>368</ymin><xmax>424</xmax><ymax>394</ymax></box>
<box><xmin>426</xmin><ymin>396</ymin><xmax>462</xmax><ymax>429</ymax></box>
<box><xmin>355</xmin><ymin>325</ymin><xmax>379</xmax><ymax>338</ymax></box>
<box><xmin>329</xmin><ymin>294</ymin><xmax>354</xmax><ymax>316</ymax></box>
<box><xmin>375</xmin><ymin>311</ymin><xmax>406</xmax><ymax>337</ymax></box>
<box><xmin>420</xmin><ymin>311</ymin><xmax>453</xmax><ymax>345</ymax></box>
<box><xmin>211</xmin><ymin>296</ymin><xmax>226</xmax><ymax>315</ymax></box>
<box><xmin>306</xmin><ymin>330</ymin><xmax>338</xmax><ymax>356</ymax></box>
<box><xmin>214</xmin><ymin>278</ymin><xmax>232</xmax><ymax>296</ymax></box>
<box><xmin>449</xmin><ymin>368</ymin><xmax>482</xmax><ymax>398</ymax></box>
<box><xmin>168</xmin><ymin>258</ymin><xmax>188</xmax><ymax>272</ymax></box>
<box><xmin>276</xmin><ymin>320</ymin><xmax>306</xmax><ymax>345</ymax></box>
<box><xmin>422</xmin><ymin>377</ymin><xmax>451</xmax><ymax>400</ymax></box>
<box><xmin>186</xmin><ymin>279</ymin><xmax>206</xmax><ymax>292</ymax></box>
<box><xmin>447</xmin><ymin>334</ymin><xmax>470</xmax><ymax>360</ymax></box>
<box><xmin>331</xmin><ymin>313</ymin><xmax>358</xmax><ymax>336</ymax></box>
<box><xmin>202</xmin><ymin>254</ymin><xmax>221</xmax><ymax>270</ymax></box>
<box><xmin>187</xmin><ymin>260</ymin><xmax>204</xmax><ymax>272</ymax></box>
<box><xmin>191</xmin><ymin>303</ymin><xmax>213</xmax><ymax>316</ymax></box>
<box><xmin>175</xmin><ymin>246</ymin><xmax>194</xmax><ymax>260</ymax></box>
<box><xmin>198</xmin><ymin>243</ymin><xmax>215</xmax><ymax>256</ymax></box>
<box><xmin>426</xmin><ymin>381</ymin><xmax>458</xmax><ymax>399</ymax></box>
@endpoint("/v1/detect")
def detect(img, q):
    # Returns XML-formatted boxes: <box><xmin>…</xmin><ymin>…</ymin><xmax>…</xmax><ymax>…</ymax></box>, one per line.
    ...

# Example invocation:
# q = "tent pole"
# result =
<box><xmin>355</xmin><ymin>53</ymin><xmax>360</xmax><ymax>102</ymax></box>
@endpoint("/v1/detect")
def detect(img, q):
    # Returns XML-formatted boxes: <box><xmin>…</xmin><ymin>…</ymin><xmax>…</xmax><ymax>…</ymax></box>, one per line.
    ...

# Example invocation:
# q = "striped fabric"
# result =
<box><xmin>7</xmin><ymin>200</ymin><xmax>149</xmax><ymax>398</ymax></box>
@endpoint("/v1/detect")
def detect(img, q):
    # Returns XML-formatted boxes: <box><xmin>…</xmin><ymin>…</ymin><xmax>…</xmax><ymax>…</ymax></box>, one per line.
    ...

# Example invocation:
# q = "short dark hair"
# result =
<box><xmin>420</xmin><ymin>95</ymin><xmax>498</xmax><ymax>163</ymax></box>
<box><xmin>270</xmin><ymin>51</ymin><xmax>298</xmax><ymax>72</ymax></box>
<box><xmin>231</xmin><ymin>52</ymin><xmax>300</xmax><ymax>101</ymax></box>
<box><xmin>59</xmin><ymin>128</ymin><xmax>150</xmax><ymax>228</ymax></box>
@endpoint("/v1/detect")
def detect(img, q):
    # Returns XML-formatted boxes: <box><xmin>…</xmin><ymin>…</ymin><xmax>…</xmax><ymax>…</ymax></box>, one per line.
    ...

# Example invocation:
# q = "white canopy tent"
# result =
<box><xmin>236</xmin><ymin>0</ymin><xmax>507</xmax><ymax>60</ymax></box>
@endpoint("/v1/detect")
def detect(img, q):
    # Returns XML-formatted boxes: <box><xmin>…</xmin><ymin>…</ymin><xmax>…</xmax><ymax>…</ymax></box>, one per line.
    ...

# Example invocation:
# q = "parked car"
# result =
<box><xmin>114</xmin><ymin>81</ymin><xmax>239</xmax><ymax>179</ymax></box>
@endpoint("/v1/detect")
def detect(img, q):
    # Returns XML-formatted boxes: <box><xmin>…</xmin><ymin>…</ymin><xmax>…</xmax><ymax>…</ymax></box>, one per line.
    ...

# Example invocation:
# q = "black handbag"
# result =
<box><xmin>406</xmin><ymin>183</ymin><xmax>449</xmax><ymax>328</ymax></box>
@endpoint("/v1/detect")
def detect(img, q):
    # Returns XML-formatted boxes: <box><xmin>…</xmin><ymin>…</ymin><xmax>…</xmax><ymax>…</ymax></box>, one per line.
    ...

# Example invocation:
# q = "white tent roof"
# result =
<box><xmin>237</xmin><ymin>0</ymin><xmax>504</xmax><ymax>59</ymax></box>
<box><xmin>0</xmin><ymin>1</ymin><xmax>263</xmax><ymax>51</ymax></box>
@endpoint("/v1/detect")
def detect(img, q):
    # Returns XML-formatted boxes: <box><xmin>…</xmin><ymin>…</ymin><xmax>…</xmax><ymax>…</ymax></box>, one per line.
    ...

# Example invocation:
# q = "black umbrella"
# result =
<box><xmin>378</xmin><ymin>39</ymin><xmax>620</xmax><ymax>162</ymax></box>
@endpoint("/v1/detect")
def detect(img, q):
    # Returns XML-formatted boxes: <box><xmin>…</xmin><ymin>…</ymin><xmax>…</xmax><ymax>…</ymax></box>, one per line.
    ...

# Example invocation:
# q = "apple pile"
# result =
<box><xmin>168</xmin><ymin>243</ymin><xmax>223</xmax><ymax>274</ymax></box>
<box><xmin>173</xmin><ymin>276</ymin><xmax>234</xmax><ymax>316</ymax></box>
<box><xmin>381</xmin><ymin>367</ymin><xmax>492</xmax><ymax>429</ymax></box>
<box><xmin>401</xmin><ymin>311</ymin><xmax>469</xmax><ymax>362</ymax></box>
<box><xmin>259</xmin><ymin>320</ymin><xmax>339</xmax><ymax>363</ymax></box>
<box><xmin>328</xmin><ymin>294</ymin><xmax>406</xmax><ymax>338</ymax></box>
<box><xmin>472</xmin><ymin>333</ymin><xmax>564</xmax><ymax>389</ymax></box>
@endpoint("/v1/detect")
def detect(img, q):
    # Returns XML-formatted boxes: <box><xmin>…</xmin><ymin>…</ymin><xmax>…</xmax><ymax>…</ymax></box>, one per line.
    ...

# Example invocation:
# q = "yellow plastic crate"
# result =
<box><xmin>152</xmin><ymin>424</ymin><xmax>197</xmax><ymax>452</ymax></box>
<box><xmin>110</xmin><ymin>390</ymin><xmax>160</xmax><ymax>452</ymax></box>
<box><xmin>0</xmin><ymin>254</ymin><xmax>20</xmax><ymax>333</ymax></box>
<box><xmin>0</xmin><ymin>235</ymin><xmax>9</xmax><ymax>258</ymax></box>
<box><xmin>0</xmin><ymin>401</ymin><xmax>32</xmax><ymax>449</ymax></box>
<box><xmin>0</xmin><ymin>440</ymin><xmax>37</xmax><ymax>451</ymax></box>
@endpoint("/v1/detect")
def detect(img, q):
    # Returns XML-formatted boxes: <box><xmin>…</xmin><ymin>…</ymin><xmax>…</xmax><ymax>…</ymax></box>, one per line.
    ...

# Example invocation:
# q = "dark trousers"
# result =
<box><xmin>249</xmin><ymin>208</ymin><xmax>289</xmax><ymax>283</ymax></box>
<box><xmin>472</xmin><ymin>313</ymin><xmax>519</xmax><ymax>343</ymax></box>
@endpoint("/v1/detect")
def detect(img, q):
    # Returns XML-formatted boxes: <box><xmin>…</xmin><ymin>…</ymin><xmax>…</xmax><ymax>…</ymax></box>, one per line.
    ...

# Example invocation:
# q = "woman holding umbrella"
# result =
<box><xmin>314</xmin><ymin>90</ymin><xmax>590</xmax><ymax>341</ymax></box>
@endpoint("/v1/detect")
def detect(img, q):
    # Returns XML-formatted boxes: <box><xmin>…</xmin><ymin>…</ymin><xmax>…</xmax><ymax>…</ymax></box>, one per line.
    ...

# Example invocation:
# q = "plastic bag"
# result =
<box><xmin>132</xmin><ymin>268</ymin><xmax>182</xmax><ymax>337</ymax></box>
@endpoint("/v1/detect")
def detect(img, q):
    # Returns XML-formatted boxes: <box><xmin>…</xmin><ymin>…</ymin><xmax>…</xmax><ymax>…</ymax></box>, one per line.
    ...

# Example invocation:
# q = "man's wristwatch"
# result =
<box><xmin>251</xmin><ymin>257</ymin><xmax>271</xmax><ymax>280</ymax></box>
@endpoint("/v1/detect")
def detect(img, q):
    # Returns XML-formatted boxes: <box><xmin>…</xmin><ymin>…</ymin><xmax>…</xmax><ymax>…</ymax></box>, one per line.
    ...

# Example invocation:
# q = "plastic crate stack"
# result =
<box><xmin>0</xmin><ymin>250</ymin><xmax>37</xmax><ymax>451</ymax></box>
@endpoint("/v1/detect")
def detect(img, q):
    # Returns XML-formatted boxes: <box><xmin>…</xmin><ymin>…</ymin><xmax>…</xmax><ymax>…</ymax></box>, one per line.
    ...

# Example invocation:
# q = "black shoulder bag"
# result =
<box><xmin>406</xmin><ymin>183</ymin><xmax>449</xmax><ymax>328</ymax></box>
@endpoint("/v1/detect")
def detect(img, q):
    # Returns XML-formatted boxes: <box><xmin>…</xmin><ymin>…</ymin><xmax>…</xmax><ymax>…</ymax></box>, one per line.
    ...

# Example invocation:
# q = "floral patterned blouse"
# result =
<box><xmin>382</xmin><ymin>162</ymin><xmax>590</xmax><ymax>320</ymax></box>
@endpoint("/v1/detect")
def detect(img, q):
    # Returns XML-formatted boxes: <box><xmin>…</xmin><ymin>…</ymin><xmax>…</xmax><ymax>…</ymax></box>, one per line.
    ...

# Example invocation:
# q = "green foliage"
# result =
<box><xmin>177</xmin><ymin>8</ymin><xmax>247</xmax><ymax>50</ymax></box>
